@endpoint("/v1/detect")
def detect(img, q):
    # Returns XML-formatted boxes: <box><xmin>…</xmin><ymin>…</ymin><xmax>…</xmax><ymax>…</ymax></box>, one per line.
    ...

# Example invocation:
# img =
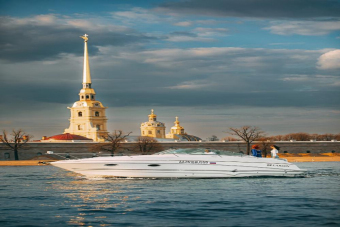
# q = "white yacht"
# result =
<box><xmin>51</xmin><ymin>148</ymin><xmax>306</xmax><ymax>178</ymax></box>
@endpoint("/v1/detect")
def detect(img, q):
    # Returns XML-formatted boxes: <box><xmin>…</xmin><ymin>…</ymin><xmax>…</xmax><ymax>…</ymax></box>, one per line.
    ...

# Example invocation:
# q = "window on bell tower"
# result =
<box><xmin>78</xmin><ymin>112</ymin><xmax>82</xmax><ymax>117</ymax></box>
<box><xmin>86</xmin><ymin>95</ymin><xmax>89</xmax><ymax>99</ymax></box>
<box><xmin>95</xmin><ymin>111</ymin><xmax>99</xmax><ymax>117</ymax></box>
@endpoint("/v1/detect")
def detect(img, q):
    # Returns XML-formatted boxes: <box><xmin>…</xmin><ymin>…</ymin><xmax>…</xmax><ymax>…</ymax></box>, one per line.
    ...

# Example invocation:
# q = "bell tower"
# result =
<box><xmin>64</xmin><ymin>34</ymin><xmax>108</xmax><ymax>141</ymax></box>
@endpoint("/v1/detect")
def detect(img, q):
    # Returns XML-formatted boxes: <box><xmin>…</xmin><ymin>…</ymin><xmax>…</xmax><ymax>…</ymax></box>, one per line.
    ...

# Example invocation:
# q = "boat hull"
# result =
<box><xmin>51</xmin><ymin>154</ymin><xmax>306</xmax><ymax>178</ymax></box>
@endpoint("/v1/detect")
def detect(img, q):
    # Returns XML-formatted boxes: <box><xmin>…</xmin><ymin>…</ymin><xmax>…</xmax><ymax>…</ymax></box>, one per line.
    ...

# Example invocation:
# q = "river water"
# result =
<box><xmin>0</xmin><ymin>162</ymin><xmax>339</xmax><ymax>227</ymax></box>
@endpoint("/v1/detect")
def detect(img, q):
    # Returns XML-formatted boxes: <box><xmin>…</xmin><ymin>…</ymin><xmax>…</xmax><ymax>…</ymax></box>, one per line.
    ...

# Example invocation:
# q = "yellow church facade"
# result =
<box><xmin>166</xmin><ymin>116</ymin><xmax>185</xmax><ymax>139</ymax></box>
<box><xmin>140</xmin><ymin>109</ymin><xmax>166</xmax><ymax>138</ymax></box>
<box><xmin>140</xmin><ymin>110</ymin><xmax>201</xmax><ymax>141</ymax></box>
<box><xmin>64</xmin><ymin>34</ymin><xmax>108</xmax><ymax>142</ymax></box>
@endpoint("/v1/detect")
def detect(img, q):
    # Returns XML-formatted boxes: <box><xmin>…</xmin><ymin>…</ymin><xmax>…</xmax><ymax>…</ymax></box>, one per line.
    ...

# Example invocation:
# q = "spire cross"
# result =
<box><xmin>151</xmin><ymin>109</ymin><xmax>154</xmax><ymax>114</ymax></box>
<box><xmin>80</xmin><ymin>34</ymin><xmax>89</xmax><ymax>42</ymax></box>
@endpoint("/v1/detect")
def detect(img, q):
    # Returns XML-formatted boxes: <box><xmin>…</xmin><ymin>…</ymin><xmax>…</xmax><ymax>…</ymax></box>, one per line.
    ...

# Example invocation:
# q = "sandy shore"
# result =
<box><xmin>0</xmin><ymin>160</ymin><xmax>56</xmax><ymax>166</ymax></box>
<box><xmin>0</xmin><ymin>153</ymin><xmax>339</xmax><ymax>166</ymax></box>
<box><xmin>279</xmin><ymin>153</ymin><xmax>340</xmax><ymax>162</ymax></box>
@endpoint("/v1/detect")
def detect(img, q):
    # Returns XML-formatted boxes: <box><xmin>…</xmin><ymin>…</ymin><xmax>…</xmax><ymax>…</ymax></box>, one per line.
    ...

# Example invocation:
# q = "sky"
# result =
<box><xmin>0</xmin><ymin>0</ymin><xmax>340</xmax><ymax>140</ymax></box>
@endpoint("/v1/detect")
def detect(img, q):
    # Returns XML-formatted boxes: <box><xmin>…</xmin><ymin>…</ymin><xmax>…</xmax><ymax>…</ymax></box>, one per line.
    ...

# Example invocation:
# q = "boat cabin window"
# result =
<box><xmin>154</xmin><ymin>148</ymin><xmax>245</xmax><ymax>156</ymax></box>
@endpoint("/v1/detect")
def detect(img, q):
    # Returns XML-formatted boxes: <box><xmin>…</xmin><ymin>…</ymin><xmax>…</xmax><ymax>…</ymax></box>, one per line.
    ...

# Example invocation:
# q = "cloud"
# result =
<box><xmin>265</xmin><ymin>21</ymin><xmax>340</xmax><ymax>35</ymax></box>
<box><xmin>0</xmin><ymin>15</ymin><xmax>155</xmax><ymax>62</ymax></box>
<box><xmin>173</xmin><ymin>21</ymin><xmax>193</xmax><ymax>27</ymax></box>
<box><xmin>157</xmin><ymin>0</ymin><xmax>340</xmax><ymax>19</ymax></box>
<box><xmin>167</xmin><ymin>80</ymin><xmax>213</xmax><ymax>89</ymax></box>
<box><xmin>193</xmin><ymin>27</ymin><xmax>228</xmax><ymax>36</ymax></box>
<box><xmin>112</xmin><ymin>7</ymin><xmax>162</xmax><ymax>23</ymax></box>
<box><xmin>317</xmin><ymin>49</ymin><xmax>340</xmax><ymax>70</ymax></box>
<box><xmin>165</xmin><ymin>31</ymin><xmax>215</xmax><ymax>42</ymax></box>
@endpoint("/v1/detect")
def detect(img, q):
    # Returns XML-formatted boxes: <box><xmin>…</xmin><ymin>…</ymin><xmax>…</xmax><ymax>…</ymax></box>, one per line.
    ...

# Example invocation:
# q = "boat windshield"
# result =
<box><xmin>154</xmin><ymin>148</ymin><xmax>245</xmax><ymax>156</ymax></box>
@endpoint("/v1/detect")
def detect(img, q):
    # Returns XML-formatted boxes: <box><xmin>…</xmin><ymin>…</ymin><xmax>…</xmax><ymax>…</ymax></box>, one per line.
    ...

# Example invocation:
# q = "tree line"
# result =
<box><xmin>224</xmin><ymin>132</ymin><xmax>340</xmax><ymax>142</ymax></box>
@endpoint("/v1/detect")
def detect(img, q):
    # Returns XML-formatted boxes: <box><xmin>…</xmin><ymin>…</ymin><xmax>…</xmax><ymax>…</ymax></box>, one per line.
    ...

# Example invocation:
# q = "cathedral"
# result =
<box><xmin>140</xmin><ymin>110</ymin><xmax>201</xmax><ymax>141</ymax></box>
<box><xmin>43</xmin><ymin>35</ymin><xmax>201</xmax><ymax>143</ymax></box>
<box><xmin>63</xmin><ymin>34</ymin><xmax>108</xmax><ymax>142</ymax></box>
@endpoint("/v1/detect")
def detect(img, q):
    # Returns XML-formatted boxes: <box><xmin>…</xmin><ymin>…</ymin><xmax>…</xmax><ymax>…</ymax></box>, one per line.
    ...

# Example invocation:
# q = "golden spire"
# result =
<box><xmin>149</xmin><ymin>109</ymin><xmax>157</xmax><ymax>121</ymax></box>
<box><xmin>80</xmin><ymin>34</ymin><xmax>91</xmax><ymax>88</ymax></box>
<box><xmin>175</xmin><ymin>116</ymin><xmax>180</xmax><ymax>126</ymax></box>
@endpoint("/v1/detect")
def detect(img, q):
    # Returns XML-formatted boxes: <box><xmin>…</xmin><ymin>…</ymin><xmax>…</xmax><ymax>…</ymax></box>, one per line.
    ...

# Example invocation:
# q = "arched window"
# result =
<box><xmin>86</xmin><ymin>95</ymin><xmax>89</xmax><ymax>99</ymax></box>
<box><xmin>96</xmin><ymin>125</ymin><xmax>101</xmax><ymax>130</ymax></box>
<box><xmin>78</xmin><ymin>112</ymin><xmax>82</xmax><ymax>117</ymax></box>
<box><xmin>37</xmin><ymin>152</ymin><xmax>42</xmax><ymax>156</ymax></box>
<box><xmin>81</xmin><ymin>96</ymin><xmax>84</xmax><ymax>99</ymax></box>
<box><xmin>78</xmin><ymin>125</ymin><xmax>83</xmax><ymax>130</ymax></box>
<box><xmin>95</xmin><ymin>111</ymin><xmax>100</xmax><ymax>117</ymax></box>
<box><xmin>91</xmin><ymin>95</ymin><xmax>94</xmax><ymax>99</ymax></box>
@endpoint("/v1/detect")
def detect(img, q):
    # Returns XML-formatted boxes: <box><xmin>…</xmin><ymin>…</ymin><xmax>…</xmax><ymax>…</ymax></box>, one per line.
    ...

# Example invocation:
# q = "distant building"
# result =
<box><xmin>41</xmin><ymin>133</ymin><xmax>93</xmax><ymax>143</ymax></box>
<box><xmin>140</xmin><ymin>109</ymin><xmax>166</xmax><ymax>138</ymax></box>
<box><xmin>64</xmin><ymin>34</ymin><xmax>108</xmax><ymax>141</ymax></box>
<box><xmin>140</xmin><ymin>110</ymin><xmax>201</xmax><ymax>141</ymax></box>
<box><xmin>166</xmin><ymin>116</ymin><xmax>185</xmax><ymax>139</ymax></box>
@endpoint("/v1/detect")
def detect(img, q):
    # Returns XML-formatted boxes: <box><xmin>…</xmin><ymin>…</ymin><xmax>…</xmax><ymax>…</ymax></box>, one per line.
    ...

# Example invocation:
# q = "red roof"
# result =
<box><xmin>45</xmin><ymin>133</ymin><xmax>92</xmax><ymax>140</ymax></box>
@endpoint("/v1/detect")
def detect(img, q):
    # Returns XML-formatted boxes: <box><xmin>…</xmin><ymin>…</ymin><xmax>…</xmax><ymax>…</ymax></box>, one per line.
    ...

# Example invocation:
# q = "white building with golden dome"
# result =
<box><xmin>166</xmin><ymin>116</ymin><xmax>185</xmax><ymax>139</ymax></box>
<box><xmin>165</xmin><ymin>116</ymin><xmax>201</xmax><ymax>141</ymax></box>
<box><xmin>64</xmin><ymin>34</ymin><xmax>108</xmax><ymax>142</ymax></box>
<box><xmin>140</xmin><ymin>109</ymin><xmax>166</xmax><ymax>138</ymax></box>
<box><xmin>140</xmin><ymin>111</ymin><xmax>201</xmax><ymax>141</ymax></box>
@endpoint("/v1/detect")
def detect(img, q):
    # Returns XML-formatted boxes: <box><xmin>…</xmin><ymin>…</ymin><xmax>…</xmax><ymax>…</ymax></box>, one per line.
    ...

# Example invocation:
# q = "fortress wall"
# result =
<box><xmin>0</xmin><ymin>141</ymin><xmax>339</xmax><ymax>160</ymax></box>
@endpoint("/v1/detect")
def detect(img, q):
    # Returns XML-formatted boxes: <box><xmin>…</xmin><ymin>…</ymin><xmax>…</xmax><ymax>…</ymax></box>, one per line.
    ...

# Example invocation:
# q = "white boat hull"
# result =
<box><xmin>51</xmin><ymin>154</ymin><xmax>306</xmax><ymax>178</ymax></box>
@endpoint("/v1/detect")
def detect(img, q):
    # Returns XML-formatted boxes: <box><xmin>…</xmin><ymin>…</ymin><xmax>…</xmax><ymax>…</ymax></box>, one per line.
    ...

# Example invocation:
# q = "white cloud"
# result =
<box><xmin>111</xmin><ymin>7</ymin><xmax>164</xmax><ymax>24</ymax></box>
<box><xmin>167</xmin><ymin>80</ymin><xmax>211</xmax><ymax>89</ymax></box>
<box><xmin>173</xmin><ymin>21</ymin><xmax>192</xmax><ymax>26</ymax></box>
<box><xmin>265</xmin><ymin>21</ymin><xmax>340</xmax><ymax>36</ymax></box>
<box><xmin>193</xmin><ymin>27</ymin><xmax>228</xmax><ymax>36</ymax></box>
<box><xmin>317</xmin><ymin>49</ymin><xmax>340</xmax><ymax>69</ymax></box>
<box><xmin>166</xmin><ymin>35</ymin><xmax>214</xmax><ymax>42</ymax></box>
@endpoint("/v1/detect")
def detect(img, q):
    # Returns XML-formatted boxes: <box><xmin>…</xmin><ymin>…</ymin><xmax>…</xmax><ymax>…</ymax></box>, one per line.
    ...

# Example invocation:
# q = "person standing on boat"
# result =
<box><xmin>251</xmin><ymin>145</ymin><xmax>262</xmax><ymax>158</ymax></box>
<box><xmin>270</xmin><ymin>145</ymin><xmax>280</xmax><ymax>158</ymax></box>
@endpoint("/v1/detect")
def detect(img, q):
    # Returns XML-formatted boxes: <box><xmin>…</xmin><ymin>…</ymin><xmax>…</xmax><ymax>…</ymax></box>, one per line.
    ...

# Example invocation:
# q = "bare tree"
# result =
<box><xmin>207</xmin><ymin>135</ymin><xmax>219</xmax><ymax>141</ymax></box>
<box><xmin>258</xmin><ymin>137</ymin><xmax>271</xmax><ymax>158</ymax></box>
<box><xmin>229</xmin><ymin>126</ymin><xmax>265</xmax><ymax>155</ymax></box>
<box><xmin>286</xmin><ymin>132</ymin><xmax>311</xmax><ymax>141</ymax></box>
<box><xmin>0</xmin><ymin>129</ymin><xmax>32</xmax><ymax>160</ymax></box>
<box><xmin>94</xmin><ymin>130</ymin><xmax>132</xmax><ymax>156</ymax></box>
<box><xmin>222</xmin><ymin>136</ymin><xmax>240</xmax><ymax>141</ymax></box>
<box><xmin>134</xmin><ymin>136</ymin><xmax>163</xmax><ymax>155</ymax></box>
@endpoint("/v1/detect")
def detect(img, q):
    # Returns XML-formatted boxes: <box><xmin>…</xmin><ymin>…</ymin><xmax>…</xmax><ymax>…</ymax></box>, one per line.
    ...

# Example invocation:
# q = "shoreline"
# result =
<box><xmin>0</xmin><ymin>153</ymin><xmax>339</xmax><ymax>166</ymax></box>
